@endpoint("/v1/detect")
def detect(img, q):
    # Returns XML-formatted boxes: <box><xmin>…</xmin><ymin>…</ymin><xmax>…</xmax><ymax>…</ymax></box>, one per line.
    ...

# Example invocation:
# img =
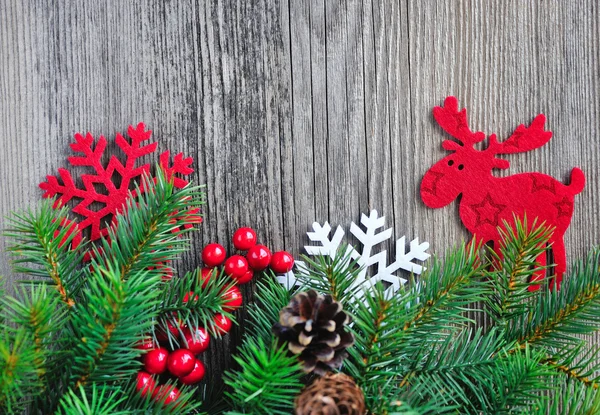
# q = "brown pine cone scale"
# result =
<box><xmin>295</xmin><ymin>372</ymin><xmax>366</xmax><ymax>415</ymax></box>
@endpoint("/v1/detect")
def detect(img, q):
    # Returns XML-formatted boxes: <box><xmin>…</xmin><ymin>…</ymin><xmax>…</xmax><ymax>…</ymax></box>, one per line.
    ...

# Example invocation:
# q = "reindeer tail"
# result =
<box><xmin>568</xmin><ymin>167</ymin><xmax>585</xmax><ymax>195</ymax></box>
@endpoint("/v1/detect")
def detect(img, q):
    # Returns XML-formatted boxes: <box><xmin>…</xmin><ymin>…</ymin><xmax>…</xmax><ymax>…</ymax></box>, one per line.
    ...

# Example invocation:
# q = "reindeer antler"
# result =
<box><xmin>433</xmin><ymin>96</ymin><xmax>486</xmax><ymax>146</ymax></box>
<box><xmin>488</xmin><ymin>114</ymin><xmax>552</xmax><ymax>155</ymax></box>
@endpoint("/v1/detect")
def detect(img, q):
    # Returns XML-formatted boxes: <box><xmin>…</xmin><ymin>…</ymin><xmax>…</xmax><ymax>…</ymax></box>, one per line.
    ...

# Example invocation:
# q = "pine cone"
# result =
<box><xmin>295</xmin><ymin>372</ymin><xmax>366</xmax><ymax>415</ymax></box>
<box><xmin>273</xmin><ymin>290</ymin><xmax>354</xmax><ymax>375</ymax></box>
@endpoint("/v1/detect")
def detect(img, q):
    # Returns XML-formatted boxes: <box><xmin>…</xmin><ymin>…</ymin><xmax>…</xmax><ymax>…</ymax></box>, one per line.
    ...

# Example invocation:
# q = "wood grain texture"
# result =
<box><xmin>1</xmin><ymin>0</ymin><xmax>599</xmax><ymax>390</ymax></box>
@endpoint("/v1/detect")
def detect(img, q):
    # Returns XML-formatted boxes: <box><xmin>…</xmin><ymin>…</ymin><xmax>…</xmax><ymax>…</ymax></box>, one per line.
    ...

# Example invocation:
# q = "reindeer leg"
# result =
<box><xmin>528</xmin><ymin>243</ymin><xmax>547</xmax><ymax>292</ymax></box>
<box><xmin>550</xmin><ymin>238</ymin><xmax>566</xmax><ymax>290</ymax></box>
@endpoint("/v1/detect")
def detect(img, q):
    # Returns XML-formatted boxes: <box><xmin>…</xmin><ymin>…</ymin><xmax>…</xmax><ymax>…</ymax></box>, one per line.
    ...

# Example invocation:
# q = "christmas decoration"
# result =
<box><xmin>247</xmin><ymin>244</ymin><xmax>272</xmax><ymax>270</ymax></box>
<box><xmin>224</xmin><ymin>255</ymin><xmax>249</xmax><ymax>280</ymax></box>
<box><xmin>294</xmin><ymin>373</ymin><xmax>366</xmax><ymax>415</ymax></box>
<box><xmin>280</xmin><ymin>209</ymin><xmax>430</xmax><ymax>296</ymax></box>
<box><xmin>270</xmin><ymin>250</ymin><xmax>295</xmax><ymax>274</ymax></box>
<box><xmin>202</xmin><ymin>243</ymin><xmax>227</xmax><ymax>268</ymax></box>
<box><xmin>232</xmin><ymin>227</ymin><xmax>258</xmax><ymax>250</ymax></box>
<box><xmin>224</xmin><ymin>218</ymin><xmax>600</xmax><ymax>415</ymax></box>
<box><xmin>181</xmin><ymin>327</ymin><xmax>210</xmax><ymax>354</ymax></box>
<box><xmin>135</xmin><ymin>371</ymin><xmax>156</xmax><ymax>397</ymax></box>
<box><xmin>166</xmin><ymin>349</ymin><xmax>196</xmax><ymax>377</ymax></box>
<box><xmin>214</xmin><ymin>313</ymin><xmax>232</xmax><ymax>334</ymax></box>
<box><xmin>179</xmin><ymin>360</ymin><xmax>206</xmax><ymax>385</ymax></box>
<box><xmin>421</xmin><ymin>96</ymin><xmax>585</xmax><ymax>290</ymax></box>
<box><xmin>4</xmin><ymin>125</ymin><xmax>600</xmax><ymax>415</ymax></box>
<box><xmin>144</xmin><ymin>348</ymin><xmax>169</xmax><ymax>374</ymax></box>
<box><xmin>273</xmin><ymin>290</ymin><xmax>354</xmax><ymax>375</ymax></box>
<box><xmin>39</xmin><ymin>123</ymin><xmax>197</xmax><ymax>241</ymax></box>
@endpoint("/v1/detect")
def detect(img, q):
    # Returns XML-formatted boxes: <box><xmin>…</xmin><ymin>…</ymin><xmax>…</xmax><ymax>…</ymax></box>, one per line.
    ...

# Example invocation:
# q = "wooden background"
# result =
<box><xmin>1</xmin><ymin>0</ymin><xmax>599</xmax><ymax>391</ymax></box>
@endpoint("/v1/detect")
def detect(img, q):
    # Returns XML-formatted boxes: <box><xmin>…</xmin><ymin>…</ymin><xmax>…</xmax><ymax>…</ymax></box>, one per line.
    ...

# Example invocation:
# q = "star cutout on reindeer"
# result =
<box><xmin>530</xmin><ymin>174</ymin><xmax>557</xmax><ymax>194</ymax></box>
<box><xmin>421</xmin><ymin>96</ymin><xmax>585</xmax><ymax>290</ymax></box>
<box><xmin>469</xmin><ymin>193</ymin><xmax>507</xmax><ymax>228</ymax></box>
<box><xmin>554</xmin><ymin>197</ymin><xmax>573</xmax><ymax>218</ymax></box>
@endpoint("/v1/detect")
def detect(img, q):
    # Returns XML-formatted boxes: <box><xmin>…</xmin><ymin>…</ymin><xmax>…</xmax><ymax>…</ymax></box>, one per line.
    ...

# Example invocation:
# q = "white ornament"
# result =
<box><xmin>277</xmin><ymin>210</ymin><xmax>431</xmax><ymax>296</ymax></box>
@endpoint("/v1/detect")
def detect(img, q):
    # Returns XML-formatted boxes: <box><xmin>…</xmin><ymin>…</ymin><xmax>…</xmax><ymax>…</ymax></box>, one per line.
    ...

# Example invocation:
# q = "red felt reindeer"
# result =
<box><xmin>421</xmin><ymin>96</ymin><xmax>585</xmax><ymax>290</ymax></box>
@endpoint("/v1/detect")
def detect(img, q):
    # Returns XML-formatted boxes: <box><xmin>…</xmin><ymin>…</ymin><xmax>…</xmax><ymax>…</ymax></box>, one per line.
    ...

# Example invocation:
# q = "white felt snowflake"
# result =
<box><xmin>277</xmin><ymin>210</ymin><xmax>431</xmax><ymax>296</ymax></box>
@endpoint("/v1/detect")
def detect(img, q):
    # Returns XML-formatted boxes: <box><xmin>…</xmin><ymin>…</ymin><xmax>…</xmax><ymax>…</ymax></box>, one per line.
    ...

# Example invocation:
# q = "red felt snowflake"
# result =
<box><xmin>40</xmin><ymin>123</ymin><xmax>199</xmax><ymax>242</ymax></box>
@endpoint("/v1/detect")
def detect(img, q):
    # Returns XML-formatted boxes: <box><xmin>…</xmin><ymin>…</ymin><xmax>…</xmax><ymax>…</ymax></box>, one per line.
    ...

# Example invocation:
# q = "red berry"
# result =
<box><xmin>214</xmin><ymin>313</ymin><xmax>232</xmax><ymax>334</ymax></box>
<box><xmin>136</xmin><ymin>336</ymin><xmax>156</xmax><ymax>351</ymax></box>
<box><xmin>179</xmin><ymin>360</ymin><xmax>206</xmax><ymax>385</ymax></box>
<box><xmin>136</xmin><ymin>371</ymin><xmax>156</xmax><ymax>397</ymax></box>
<box><xmin>182</xmin><ymin>326</ymin><xmax>210</xmax><ymax>354</ymax></box>
<box><xmin>236</xmin><ymin>269</ymin><xmax>254</xmax><ymax>285</ymax></box>
<box><xmin>183</xmin><ymin>291</ymin><xmax>199</xmax><ymax>303</ymax></box>
<box><xmin>270</xmin><ymin>251</ymin><xmax>295</xmax><ymax>273</ymax></box>
<box><xmin>232</xmin><ymin>227</ymin><xmax>257</xmax><ymax>250</ymax></box>
<box><xmin>202</xmin><ymin>243</ymin><xmax>226</xmax><ymax>267</ymax></box>
<box><xmin>224</xmin><ymin>255</ymin><xmax>249</xmax><ymax>280</ymax></box>
<box><xmin>167</xmin><ymin>349</ymin><xmax>196</xmax><ymax>377</ymax></box>
<box><xmin>223</xmin><ymin>286</ymin><xmax>243</xmax><ymax>312</ymax></box>
<box><xmin>144</xmin><ymin>348</ymin><xmax>169</xmax><ymax>374</ymax></box>
<box><xmin>156</xmin><ymin>318</ymin><xmax>181</xmax><ymax>342</ymax></box>
<box><xmin>153</xmin><ymin>385</ymin><xmax>180</xmax><ymax>406</ymax></box>
<box><xmin>246</xmin><ymin>245</ymin><xmax>272</xmax><ymax>271</ymax></box>
<box><xmin>199</xmin><ymin>267</ymin><xmax>216</xmax><ymax>288</ymax></box>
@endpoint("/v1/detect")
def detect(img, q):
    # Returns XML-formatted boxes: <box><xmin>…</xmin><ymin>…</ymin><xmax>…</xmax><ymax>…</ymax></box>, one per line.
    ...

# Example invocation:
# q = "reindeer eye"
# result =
<box><xmin>447</xmin><ymin>160</ymin><xmax>454</xmax><ymax>166</ymax></box>
<box><xmin>458</xmin><ymin>164</ymin><xmax>464</xmax><ymax>170</ymax></box>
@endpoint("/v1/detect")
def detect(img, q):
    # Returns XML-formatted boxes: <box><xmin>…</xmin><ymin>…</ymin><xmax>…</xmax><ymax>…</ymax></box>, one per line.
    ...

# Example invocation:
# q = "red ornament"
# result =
<box><xmin>232</xmin><ymin>227</ymin><xmax>257</xmax><ymax>250</ymax></box>
<box><xmin>156</xmin><ymin>318</ymin><xmax>181</xmax><ymax>342</ymax></box>
<box><xmin>153</xmin><ymin>385</ymin><xmax>180</xmax><ymax>406</ymax></box>
<box><xmin>167</xmin><ymin>349</ymin><xmax>196</xmax><ymax>377</ymax></box>
<box><xmin>246</xmin><ymin>245</ymin><xmax>272</xmax><ymax>271</ymax></box>
<box><xmin>214</xmin><ymin>313</ymin><xmax>232</xmax><ymax>334</ymax></box>
<box><xmin>136</xmin><ymin>336</ymin><xmax>156</xmax><ymax>351</ymax></box>
<box><xmin>183</xmin><ymin>291</ymin><xmax>199</xmax><ymax>303</ymax></box>
<box><xmin>199</xmin><ymin>267</ymin><xmax>216</xmax><ymax>288</ymax></box>
<box><xmin>222</xmin><ymin>286</ymin><xmax>243</xmax><ymax>312</ymax></box>
<box><xmin>270</xmin><ymin>251</ymin><xmax>295</xmax><ymax>273</ymax></box>
<box><xmin>39</xmin><ymin>123</ymin><xmax>197</xmax><ymax>241</ymax></box>
<box><xmin>236</xmin><ymin>269</ymin><xmax>254</xmax><ymax>285</ymax></box>
<box><xmin>182</xmin><ymin>327</ymin><xmax>210</xmax><ymax>354</ymax></box>
<box><xmin>224</xmin><ymin>255</ymin><xmax>249</xmax><ymax>280</ymax></box>
<box><xmin>179</xmin><ymin>360</ymin><xmax>206</xmax><ymax>385</ymax></box>
<box><xmin>136</xmin><ymin>371</ymin><xmax>156</xmax><ymax>397</ymax></box>
<box><xmin>421</xmin><ymin>97</ymin><xmax>585</xmax><ymax>291</ymax></box>
<box><xmin>202</xmin><ymin>243</ymin><xmax>226</xmax><ymax>268</ymax></box>
<box><xmin>144</xmin><ymin>348</ymin><xmax>169</xmax><ymax>374</ymax></box>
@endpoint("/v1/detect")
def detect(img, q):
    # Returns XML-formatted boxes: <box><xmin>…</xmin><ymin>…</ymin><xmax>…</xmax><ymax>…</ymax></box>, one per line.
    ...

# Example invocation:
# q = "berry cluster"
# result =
<box><xmin>135</xmin><ymin>322</ymin><xmax>210</xmax><ymax>405</ymax></box>
<box><xmin>201</xmin><ymin>227</ymin><xmax>295</xmax><ymax>286</ymax></box>
<box><xmin>135</xmin><ymin>227</ymin><xmax>294</xmax><ymax>407</ymax></box>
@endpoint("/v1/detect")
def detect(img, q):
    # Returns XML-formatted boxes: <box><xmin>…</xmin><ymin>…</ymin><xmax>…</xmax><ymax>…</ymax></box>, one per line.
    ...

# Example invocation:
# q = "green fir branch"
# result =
<box><xmin>68</xmin><ymin>262</ymin><xmax>162</xmax><ymax>388</ymax></box>
<box><xmin>296</xmin><ymin>248</ymin><xmax>364</xmax><ymax>304</ymax></box>
<box><xmin>512</xmin><ymin>249</ymin><xmax>600</xmax><ymax>348</ymax></box>
<box><xmin>57</xmin><ymin>384</ymin><xmax>129</xmax><ymax>415</ymax></box>
<box><xmin>0</xmin><ymin>328</ymin><xmax>40</xmax><ymax>413</ymax></box>
<box><xmin>402</xmin><ymin>243</ymin><xmax>488</xmax><ymax>339</ymax></box>
<box><xmin>486</xmin><ymin>345</ymin><xmax>553</xmax><ymax>414</ymax></box>
<box><xmin>400</xmin><ymin>329</ymin><xmax>509</xmax><ymax>413</ymax></box>
<box><xmin>5</xmin><ymin>202</ymin><xmax>87</xmax><ymax>306</ymax></box>
<box><xmin>157</xmin><ymin>267</ymin><xmax>234</xmax><ymax>343</ymax></box>
<box><xmin>1</xmin><ymin>283</ymin><xmax>69</xmax><ymax>407</ymax></box>
<box><xmin>548</xmin><ymin>376</ymin><xmax>600</xmax><ymax>415</ymax></box>
<box><xmin>117</xmin><ymin>378</ymin><xmax>204</xmax><ymax>414</ymax></box>
<box><xmin>486</xmin><ymin>217</ymin><xmax>553</xmax><ymax>328</ymax></box>
<box><xmin>92</xmin><ymin>168</ymin><xmax>204</xmax><ymax>283</ymax></box>
<box><xmin>224</xmin><ymin>337</ymin><xmax>303</xmax><ymax>415</ymax></box>
<box><xmin>246</xmin><ymin>271</ymin><xmax>295</xmax><ymax>344</ymax></box>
